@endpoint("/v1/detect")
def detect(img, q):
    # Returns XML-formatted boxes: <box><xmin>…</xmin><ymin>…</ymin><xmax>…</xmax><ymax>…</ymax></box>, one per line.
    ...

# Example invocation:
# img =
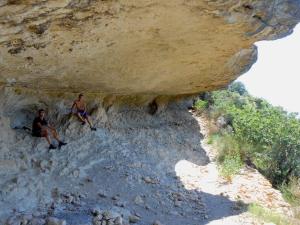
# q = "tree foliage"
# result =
<box><xmin>203</xmin><ymin>82</ymin><xmax>300</xmax><ymax>186</ymax></box>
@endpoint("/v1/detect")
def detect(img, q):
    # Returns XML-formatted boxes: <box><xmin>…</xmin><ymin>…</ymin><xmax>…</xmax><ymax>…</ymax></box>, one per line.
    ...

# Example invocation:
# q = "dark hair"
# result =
<box><xmin>79</xmin><ymin>93</ymin><xmax>84</xmax><ymax>97</ymax></box>
<box><xmin>38</xmin><ymin>109</ymin><xmax>45</xmax><ymax>114</ymax></box>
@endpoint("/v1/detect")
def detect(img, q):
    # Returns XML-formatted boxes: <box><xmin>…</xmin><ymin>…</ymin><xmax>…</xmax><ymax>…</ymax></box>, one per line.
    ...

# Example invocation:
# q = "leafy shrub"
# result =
<box><xmin>201</xmin><ymin>82</ymin><xmax>300</xmax><ymax>223</ymax></box>
<box><xmin>214</xmin><ymin>134</ymin><xmax>241</xmax><ymax>161</ymax></box>
<box><xmin>203</xmin><ymin>81</ymin><xmax>300</xmax><ymax>186</ymax></box>
<box><xmin>228</xmin><ymin>81</ymin><xmax>248</xmax><ymax>95</ymax></box>
<box><xmin>194</xmin><ymin>99</ymin><xmax>208</xmax><ymax>112</ymax></box>
<box><xmin>220</xmin><ymin>154</ymin><xmax>243</xmax><ymax>180</ymax></box>
<box><xmin>280</xmin><ymin>178</ymin><xmax>300</xmax><ymax>206</ymax></box>
<box><xmin>207</xmin><ymin>133</ymin><xmax>219</xmax><ymax>145</ymax></box>
<box><xmin>208</xmin><ymin>133</ymin><xmax>244</xmax><ymax>179</ymax></box>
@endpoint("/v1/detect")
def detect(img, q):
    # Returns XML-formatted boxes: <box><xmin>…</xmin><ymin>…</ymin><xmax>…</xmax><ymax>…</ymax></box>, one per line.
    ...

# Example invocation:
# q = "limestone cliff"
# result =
<box><xmin>1</xmin><ymin>2</ymin><xmax>300</xmax><ymax>224</ymax></box>
<box><xmin>1</xmin><ymin>0</ymin><xmax>300</xmax><ymax>95</ymax></box>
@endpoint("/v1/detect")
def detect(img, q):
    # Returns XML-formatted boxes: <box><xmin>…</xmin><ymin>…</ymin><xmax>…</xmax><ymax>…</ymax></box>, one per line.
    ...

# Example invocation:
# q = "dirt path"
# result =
<box><xmin>176</xmin><ymin>114</ymin><xmax>292</xmax><ymax>225</ymax></box>
<box><xmin>175</xmin><ymin>114</ymin><xmax>256</xmax><ymax>225</ymax></box>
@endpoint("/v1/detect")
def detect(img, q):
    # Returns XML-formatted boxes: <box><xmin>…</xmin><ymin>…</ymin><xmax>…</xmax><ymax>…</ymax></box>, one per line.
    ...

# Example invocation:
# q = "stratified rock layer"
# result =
<box><xmin>1</xmin><ymin>0</ymin><xmax>300</xmax><ymax>95</ymax></box>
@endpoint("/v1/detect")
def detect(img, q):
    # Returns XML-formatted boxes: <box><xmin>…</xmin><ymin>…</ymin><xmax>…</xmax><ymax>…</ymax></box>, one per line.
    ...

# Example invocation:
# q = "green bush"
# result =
<box><xmin>206</xmin><ymin>133</ymin><xmax>219</xmax><ymax>145</ymax></box>
<box><xmin>228</xmin><ymin>81</ymin><xmax>248</xmax><ymax>95</ymax></box>
<box><xmin>203</xmin><ymin>82</ymin><xmax>300</xmax><ymax>186</ymax></box>
<box><xmin>220</xmin><ymin>154</ymin><xmax>243</xmax><ymax>180</ymax></box>
<box><xmin>208</xmin><ymin>133</ymin><xmax>244</xmax><ymax>179</ymax></box>
<box><xmin>280</xmin><ymin>178</ymin><xmax>300</xmax><ymax>206</ymax></box>
<box><xmin>194</xmin><ymin>99</ymin><xmax>208</xmax><ymax>112</ymax></box>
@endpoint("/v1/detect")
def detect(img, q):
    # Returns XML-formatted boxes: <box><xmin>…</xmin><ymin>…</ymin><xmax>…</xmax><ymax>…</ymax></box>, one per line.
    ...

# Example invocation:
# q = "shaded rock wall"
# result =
<box><xmin>1</xmin><ymin>0</ymin><xmax>300</xmax><ymax>96</ymax></box>
<box><xmin>0</xmin><ymin>87</ymin><xmax>211</xmax><ymax>224</ymax></box>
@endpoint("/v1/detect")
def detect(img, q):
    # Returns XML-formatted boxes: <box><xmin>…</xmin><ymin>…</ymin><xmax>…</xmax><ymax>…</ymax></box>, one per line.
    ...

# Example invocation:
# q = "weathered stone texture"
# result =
<box><xmin>0</xmin><ymin>0</ymin><xmax>300</xmax><ymax>95</ymax></box>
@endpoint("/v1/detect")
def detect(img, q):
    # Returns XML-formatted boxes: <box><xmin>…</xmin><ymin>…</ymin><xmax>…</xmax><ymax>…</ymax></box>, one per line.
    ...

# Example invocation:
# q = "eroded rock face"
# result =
<box><xmin>1</xmin><ymin>0</ymin><xmax>300</xmax><ymax>95</ymax></box>
<box><xmin>0</xmin><ymin>87</ymin><xmax>210</xmax><ymax>224</ymax></box>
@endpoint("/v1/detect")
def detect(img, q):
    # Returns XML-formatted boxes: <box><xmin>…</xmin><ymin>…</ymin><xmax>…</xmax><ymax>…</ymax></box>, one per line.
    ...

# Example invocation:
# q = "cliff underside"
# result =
<box><xmin>1</xmin><ymin>0</ymin><xmax>300</xmax><ymax>224</ymax></box>
<box><xmin>1</xmin><ymin>0</ymin><xmax>300</xmax><ymax>95</ymax></box>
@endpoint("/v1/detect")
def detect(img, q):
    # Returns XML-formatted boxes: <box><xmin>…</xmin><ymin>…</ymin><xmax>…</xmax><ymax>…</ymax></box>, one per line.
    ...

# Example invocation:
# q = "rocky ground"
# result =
<box><xmin>0</xmin><ymin>92</ymin><xmax>293</xmax><ymax>225</ymax></box>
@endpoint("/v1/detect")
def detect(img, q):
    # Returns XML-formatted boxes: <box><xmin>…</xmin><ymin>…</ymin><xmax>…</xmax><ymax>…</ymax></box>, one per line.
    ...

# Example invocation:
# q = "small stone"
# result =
<box><xmin>78</xmin><ymin>194</ymin><xmax>85</xmax><ymax>199</ymax></box>
<box><xmin>102</xmin><ymin>211</ymin><xmax>112</xmax><ymax>220</ymax></box>
<box><xmin>40</xmin><ymin>160</ymin><xmax>49</xmax><ymax>170</ymax></box>
<box><xmin>174</xmin><ymin>200</ymin><xmax>182</xmax><ymax>207</ymax></box>
<box><xmin>32</xmin><ymin>212</ymin><xmax>42</xmax><ymax>218</ymax></box>
<box><xmin>104</xmin><ymin>165</ymin><xmax>113</xmax><ymax>170</ymax></box>
<box><xmin>153</xmin><ymin>221</ymin><xmax>163</xmax><ymax>225</ymax></box>
<box><xmin>46</xmin><ymin>217</ymin><xmax>66</xmax><ymax>225</ymax></box>
<box><xmin>73</xmin><ymin>170</ymin><xmax>80</xmax><ymax>177</ymax></box>
<box><xmin>115</xmin><ymin>201</ymin><xmax>126</xmax><ymax>207</ymax></box>
<box><xmin>68</xmin><ymin>196</ymin><xmax>75</xmax><ymax>204</ymax></box>
<box><xmin>134</xmin><ymin>212</ymin><xmax>141</xmax><ymax>218</ymax></box>
<box><xmin>133</xmin><ymin>195</ymin><xmax>144</xmax><ymax>205</ymax></box>
<box><xmin>114</xmin><ymin>216</ymin><xmax>123</xmax><ymax>225</ymax></box>
<box><xmin>171</xmin><ymin>192</ymin><xmax>184</xmax><ymax>201</ymax></box>
<box><xmin>112</xmin><ymin>195</ymin><xmax>119</xmax><ymax>201</ymax></box>
<box><xmin>92</xmin><ymin>217</ymin><xmax>101</xmax><ymax>225</ymax></box>
<box><xmin>98</xmin><ymin>190</ymin><xmax>108</xmax><ymax>198</ymax></box>
<box><xmin>91</xmin><ymin>207</ymin><xmax>102</xmax><ymax>216</ymax></box>
<box><xmin>142</xmin><ymin>176</ymin><xmax>158</xmax><ymax>184</ymax></box>
<box><xmin>128</xmin><ymin>215</ymin><xmax>140</xmax><ymax>224</ymax></box>
<box><xmin>107</xmin><ymin>220</ymin><xmax>114</xmax><ymax>225</ymax></box>
<box><xmin>111</xmin><ymin>211</ymin><xmax>121</xmax><ymax>219</ymax></box>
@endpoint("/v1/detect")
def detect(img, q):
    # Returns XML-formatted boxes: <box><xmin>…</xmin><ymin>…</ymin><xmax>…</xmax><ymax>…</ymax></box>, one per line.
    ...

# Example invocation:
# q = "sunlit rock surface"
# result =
<box><xmin>1</xmin><ymin>0</ymin><xmax>300</xmax><ymax>95</ymax></box>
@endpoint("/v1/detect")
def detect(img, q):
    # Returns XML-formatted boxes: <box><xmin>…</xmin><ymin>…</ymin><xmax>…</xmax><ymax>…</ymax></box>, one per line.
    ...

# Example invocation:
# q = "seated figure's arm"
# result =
<box><xmin>46</xmin><ymin>120</ymin><xmax>56</xmax><ymax>130</ymax></box>
<box><xmin>47</xmin><ymin>124</ymin><xmax>55</xmax><ymax>130</ymax></box>
<box><xmin>70</xmin><ymin>102</ymin><xmax>77</xmax><ymax>113</ymax></box>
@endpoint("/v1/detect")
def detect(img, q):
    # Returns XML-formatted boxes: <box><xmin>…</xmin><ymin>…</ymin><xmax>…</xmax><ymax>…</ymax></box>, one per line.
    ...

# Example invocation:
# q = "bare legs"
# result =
<box><xmin>76</xmin><ymin>113</ymin><xmax>95</xmax><ymax>129</ymax></box>
<box><xmin>85</xmin><ymin>117</ymin><xmax>93</xmax><ymax>128</ymax></box>
<box><xmin>41</xmin><ymin>129</ymin><xmax>51</xmax><ymax>145</ymax></box>
<box><xmin>77</xmin><ymin>113</ymin><xmax>85</xmax><ymax>123</ymax></box>
<box><xmin>41</xmin><ymin>127</ymin><xmax>62</xmax><ymax>144</ymax></box>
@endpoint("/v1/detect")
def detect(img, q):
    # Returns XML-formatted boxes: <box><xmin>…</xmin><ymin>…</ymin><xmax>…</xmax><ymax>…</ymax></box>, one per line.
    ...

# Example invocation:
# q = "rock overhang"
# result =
<box><xmin>0</xmin><ymin>0</ymin><xmax>300</xmax><ymax>96</ymax></box>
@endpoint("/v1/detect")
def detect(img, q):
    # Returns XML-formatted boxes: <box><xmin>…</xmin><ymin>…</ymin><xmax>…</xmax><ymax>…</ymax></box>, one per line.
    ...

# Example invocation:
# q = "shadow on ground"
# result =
<box><xmin>0</xmin><ymin>98</ymin><xmax>247</xmax><ymax>225</ymax></box>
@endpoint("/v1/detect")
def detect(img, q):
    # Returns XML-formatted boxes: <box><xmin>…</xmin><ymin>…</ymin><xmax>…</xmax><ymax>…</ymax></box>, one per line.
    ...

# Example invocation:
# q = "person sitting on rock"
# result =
<box><xmin>71</xmin><ymin>93</ymin><xmax>97</xmax><ymax>131</ymax></box>
<box><xmin>32</xmin><ymin>109</ymin><xmax>67</xmax><ymax>149</ymax></box>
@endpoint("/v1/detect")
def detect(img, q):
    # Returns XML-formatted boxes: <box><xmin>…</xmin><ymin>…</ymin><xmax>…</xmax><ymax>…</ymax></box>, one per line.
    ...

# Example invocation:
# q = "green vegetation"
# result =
<box><xmin>196</xmin><ymin>81</ymin><xmax>300</xmax><ymax>186</ymax></box>
<box><xmin>280</xmin><ymin>177</ymin><xmax>300</xmax><ymax>206</ymax></box>
<box><xmin>220</xmin><ymin>154</ymin><xmax>243</xmax><ymax>180</ymax></box>
<box><xmin>208</xmin><ymin>133</ymin><xmax>243</xmax><ymax>180</ymax></box>
<box><xmin>248</xmin><ymin>203</ymin><xmax>292</xmax><ymax>225</ymax></box>
<box><xmin>194</xmin><ymin>99</ymin><xmax>208</xmax><ymax>112</ymax></box>
<box><xmin>195</xmin><ymin>82</ymin><xmax>300</xmax><ymax>211</ymax></box>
